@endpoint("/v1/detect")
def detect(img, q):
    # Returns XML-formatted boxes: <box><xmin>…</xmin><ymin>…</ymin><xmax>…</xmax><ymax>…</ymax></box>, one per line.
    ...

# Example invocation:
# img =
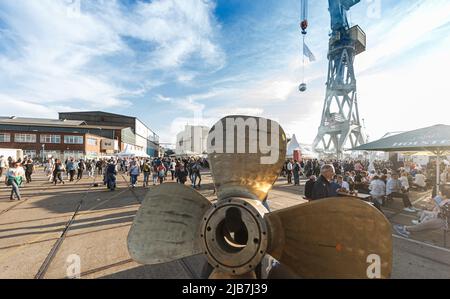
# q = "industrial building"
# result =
<box><xmin>0</xmin><ymin>111</ymin><xmax>160</xmax><ymax>160</ymax></box>
<box><xmin>59</xmin><ymin>111</ymin><xmax>160</xmax><ymax>157</ymax></box>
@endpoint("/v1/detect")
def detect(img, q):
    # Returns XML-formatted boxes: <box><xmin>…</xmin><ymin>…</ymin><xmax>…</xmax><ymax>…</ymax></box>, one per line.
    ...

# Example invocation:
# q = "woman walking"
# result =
<box><xmin>5</xmin><ymin>162</ymin><xmax>25</xmax><ymax>201</ymax></box>
<box><xmin>157</xmin><ymin>163</ymin><xmax>166</xmax><ymax>185</ymax></box>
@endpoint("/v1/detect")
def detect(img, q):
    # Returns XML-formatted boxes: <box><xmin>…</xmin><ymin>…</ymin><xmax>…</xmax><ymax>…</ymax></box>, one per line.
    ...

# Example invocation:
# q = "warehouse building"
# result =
<box><xmin>0</xmin><ymin>111</ymin><xmax>159</xmax><ymax>160</ymax></box>
<box><xmin>59</xmin><ymin>111</ymin><xmax>159</xmax><ymax>157</ymax></box>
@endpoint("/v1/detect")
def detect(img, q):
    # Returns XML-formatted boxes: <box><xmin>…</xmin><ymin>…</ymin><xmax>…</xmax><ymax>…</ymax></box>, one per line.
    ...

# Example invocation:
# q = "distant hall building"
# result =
<box><xmin>176</xmin><ymin>125</ymin><xmax>210</xmax><ymax>156</ymax></box>
<box><xmin>59</xmin><ymin>111</ymin><xmax>159</xmax><ymax>157</ymax></box>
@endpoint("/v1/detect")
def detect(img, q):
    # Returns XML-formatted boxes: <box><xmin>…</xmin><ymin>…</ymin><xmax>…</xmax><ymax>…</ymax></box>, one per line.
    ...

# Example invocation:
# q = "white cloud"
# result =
<box><xmin>358</xmin><ymin>34</ymin><xmax>450</xmax><ymax>141</ymax></box>
<box><xmin>357</xmin><ymin>0</ymin><xmax>450</xmax><ymax>73</ymax></box>
<box><xmin>0</xmin><ymin>0</ymin><xmax>224</xmax><ymax>110</ymax></box>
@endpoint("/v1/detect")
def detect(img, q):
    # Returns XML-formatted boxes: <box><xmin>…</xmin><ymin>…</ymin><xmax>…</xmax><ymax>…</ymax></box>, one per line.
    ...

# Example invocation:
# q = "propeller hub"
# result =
<box><xmin>200</xmin><ymin>198</ymin><xmax>269</xmax><ymax>275</ymax></box>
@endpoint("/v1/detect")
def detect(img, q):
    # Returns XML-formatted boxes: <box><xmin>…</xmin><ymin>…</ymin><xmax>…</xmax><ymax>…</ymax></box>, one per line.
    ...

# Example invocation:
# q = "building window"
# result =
<box><xmin>40</xmin><ymin>134</ymin><xmax>61</xmax><ymax>144</ymax></box>
<box><xmin>0</xmin><ymin>133</ymin><xmax>11</xmax><ymax>142</ymax></box>
<box><xmin>24</xmin><ymin>150</ymin><xmax>37</xmax><ymax>159</ymax></box>
<box><xmin>87</xmin><ymin>138</ymin><xmax>98</xmax><ymax>146</ymax></box>
<box><xmin>64</xmin><ymin>151</ymin><xmax>84</xmax><ymax>160</ymax></box>
<box><xmin>15</xmin><ymin>134</ymin><xmax>36</xmax><ymax>143</ymax></box>
<box><xmin>64</xmin><ymin>135</ymin><xmax>83</xmax><ymax>144</ymax></box>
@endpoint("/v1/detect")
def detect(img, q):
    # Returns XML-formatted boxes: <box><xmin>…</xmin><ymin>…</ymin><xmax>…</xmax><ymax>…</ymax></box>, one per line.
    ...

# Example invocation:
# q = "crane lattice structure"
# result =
<box><xmin>312</xmin><ymin>0</ymin><xmax>367</xmax><ymax>158</ymax></box>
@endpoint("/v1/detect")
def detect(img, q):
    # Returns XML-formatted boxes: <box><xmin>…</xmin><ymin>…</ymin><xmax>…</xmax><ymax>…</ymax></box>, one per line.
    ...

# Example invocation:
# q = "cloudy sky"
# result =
<box><xmin>0</xmin><ymin>0</ymin><xmax>449</xmax><ymax>144</ymax></box>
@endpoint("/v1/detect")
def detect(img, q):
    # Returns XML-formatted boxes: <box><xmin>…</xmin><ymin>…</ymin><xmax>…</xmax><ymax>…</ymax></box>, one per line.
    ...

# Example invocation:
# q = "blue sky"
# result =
<box><xmin>0</xmin><ymin>0</ymin><xmax>449</xmax><ymax>144</ymax></box>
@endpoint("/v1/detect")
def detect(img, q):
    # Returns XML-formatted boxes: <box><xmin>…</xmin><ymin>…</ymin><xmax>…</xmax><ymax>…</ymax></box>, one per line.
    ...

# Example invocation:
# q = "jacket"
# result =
<box><xmin>311</xmin><ymin>175</ymin><xmax>332</xmax><ymax>200</ymax></box>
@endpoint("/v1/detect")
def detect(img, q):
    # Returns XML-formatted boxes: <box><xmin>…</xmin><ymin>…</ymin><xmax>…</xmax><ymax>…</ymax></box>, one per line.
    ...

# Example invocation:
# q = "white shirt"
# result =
<box><xmin>369</xmin><ymin>179</ymin><xmax>386</xmax><ymax>197</ymax></box>
<box><xmin>339</xmin><ymin>181</ymin><xmax>350</xmax><ymax>191</ymax></box>
<box><xmin>414</xmin><ymin>174</ymin><xmax>426</xmax><ymax>187</ymax></box>
<box><xmin>287</xmin><ymin>162</ymin><xmax>293</xmax><ymax>171</ymax></box>
<box><xmin>399</xmin><ymin>176</ymin><xmax>409</xmax><ymax>189</ymax></box>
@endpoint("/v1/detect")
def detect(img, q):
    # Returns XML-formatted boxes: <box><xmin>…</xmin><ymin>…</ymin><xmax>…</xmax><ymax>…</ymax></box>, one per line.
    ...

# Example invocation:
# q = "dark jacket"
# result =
<box><xmin>311</xmin><ymin>175</ymin><xmax>332</xmax><ymax>200</ymax></box>
<box><xmin>304</xmin><ymin>179</ymin><xmax>315</xmax><ymax>199</ymax></box>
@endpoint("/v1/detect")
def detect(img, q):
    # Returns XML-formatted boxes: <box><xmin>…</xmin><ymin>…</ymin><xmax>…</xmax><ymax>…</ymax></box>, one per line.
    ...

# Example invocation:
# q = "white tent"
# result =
<box><xmin>286</xmin><ymin>134</ymin><xmax>301</xmax><ymax>158</ymax></box>
<box><xmin>300</xmin><ymin>147</ymin><xmax>319</xmax><ymax>160</ymax></box>
<box><xmin>287</xmin><ymin>135</ymin><xmax>318</xmax><ymax>159</ymax></box>
<box><xmin>116</xmin><ymin>145</ymin><xmax>150</xmax><ymax>158</ymax></box>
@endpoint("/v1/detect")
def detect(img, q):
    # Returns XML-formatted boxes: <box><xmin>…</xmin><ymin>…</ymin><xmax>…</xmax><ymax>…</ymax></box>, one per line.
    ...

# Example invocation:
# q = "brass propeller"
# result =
<box><xmin>127</xmin><ymin>183</ymin><xmax>212</xmax><ymax>265</ymax></box>
<box><xmin>127</xmin><ymin>115</ymin><xmax>393</xmax><ymax>279</ymax></box>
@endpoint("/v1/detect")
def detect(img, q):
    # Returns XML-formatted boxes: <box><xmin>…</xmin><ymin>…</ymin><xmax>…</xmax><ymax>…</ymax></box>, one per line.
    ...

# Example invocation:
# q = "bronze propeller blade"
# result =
<box><xmin>127</xmin><ymin>183</ymin><xmax>212</xmax><ymax>265</ymax></box>
<box><xmin>265</xmin><ymin>197</ymin><xmax>393</xmax><ymax>278</ymax></box>
<box><xmin>207</xmin><ymin>115</ymin><xmax>286</xmax><ymax>201</ymax></box>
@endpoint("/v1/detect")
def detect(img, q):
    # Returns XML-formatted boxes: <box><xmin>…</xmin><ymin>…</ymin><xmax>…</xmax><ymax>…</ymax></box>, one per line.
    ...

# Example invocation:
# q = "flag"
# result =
<box><xmin>303</xmin><ymin>43</ymin><xmax>316</xmax><ymax>62</ymax></box>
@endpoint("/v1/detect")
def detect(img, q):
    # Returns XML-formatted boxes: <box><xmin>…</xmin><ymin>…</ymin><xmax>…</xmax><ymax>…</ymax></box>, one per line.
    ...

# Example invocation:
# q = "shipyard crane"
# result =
<box><xmin>302</xmin><ymin>0</ymin><xmax>367</xmax><ymax>158</ymax></box>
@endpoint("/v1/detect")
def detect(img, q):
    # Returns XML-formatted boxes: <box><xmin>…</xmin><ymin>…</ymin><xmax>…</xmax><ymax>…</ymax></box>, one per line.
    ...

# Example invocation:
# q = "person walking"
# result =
<box><xmin>157</xmin><ymin>163</ymin><xmax>166</xmax><ymax>185</ymax></box>
<box><xmin>67</xmin><ymin>159</ymin><xmax>76</xmax><ymax>182</ymax></box>
<box><xmin>45</xmin><ymin>158</ymin><xmax>53</xmax><ymax>182</ymax></box>
<box><xmin>191</xmin><ymin>160</ymin><xmax>202</xmax><ymax>189</ymax></box>
<box><xmin>170</xmin><ymin>159</ymin><xmax>176</xmax><ymax>181</ymax></box>
<box><xmin>176</xmin><ymin>163</ymin><xmax>188</xmax><ymax>185</ymax></box>
<box><xmin>293</xmin><ymin>160</ymin><xmax>301</xmax><ymax>186</ymax></box>
<box><xmin>52</xmin><ymin>159</ymin><xmax>65</xmax><ymax>185</ymax></box>
<box><xmin>286</xmin><ymin>160</ymin><xmax>293</xmax><ymax>184</ymax></box>
<box><xmin>5</xmin><ymin>162</ymin><xmax>24</xmax><ymax>201</ymax></box>
<box><xmin>142</xmin><ymin>160</ymin><xmax>151</xmax><ymax>187</ymax></box>
<box><xmin>86</xmin><ymin>160</ymin><xmax>93</xmax><ymax>178</ymax></box>
<box><xmin>24</xmin><ymin>159</ymin><xmax>34</xmax><ymax>183</ymax></box>
<box><xmin>96</xmin><ymin>160</ymin><xmax>103</xmax><ymax>175</ymax></box>
<box><xmin>77</xmin><ymin>159</ymin><xmax>85</xmax><ymax>180</ymax></box>
<box><xmin>129</xmin><ymin>162</ymin><xmax>140</xmax><ymax>188</ymax></box>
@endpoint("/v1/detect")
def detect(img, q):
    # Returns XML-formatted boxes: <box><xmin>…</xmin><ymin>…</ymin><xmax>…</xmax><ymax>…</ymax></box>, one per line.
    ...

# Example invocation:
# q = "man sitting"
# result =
<box><xmin>311</xmin><ymin>164</ymin><xmax>335</xmax><ymax>200</ymax></box>
<box><xmin>386</xmin><ymin>173</ymin><xmax>417</xmax><ymax>212</ymax></box>
<box><xmin>369</xmin><ymin>175</ymin><xmax>385</xmax><ymax>210</ymax></box>
<box><xmin>394</xmin><ymin>190</ymin><xmax>450</xmax><ymax>238</ymax></box>
<box><xmin>413</xmin><ymin>171</ymin><xmax>427</xmax><ymax>191</ymax></box>
<box><xmin>336</xmin><ymin>175</ymin><xmax>350</xmax><ymax>191</ymax></box>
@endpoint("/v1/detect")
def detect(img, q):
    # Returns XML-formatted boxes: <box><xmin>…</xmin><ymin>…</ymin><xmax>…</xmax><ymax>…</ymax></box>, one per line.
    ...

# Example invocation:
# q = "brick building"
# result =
<box><xmin>0</xmin><ymin>112</ymin><xmax>159</xmax><ymax>160</ymax></box>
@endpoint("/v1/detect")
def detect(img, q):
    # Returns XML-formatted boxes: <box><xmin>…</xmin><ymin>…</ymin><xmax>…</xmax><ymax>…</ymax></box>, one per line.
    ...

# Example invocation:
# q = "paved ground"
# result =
<box><xmin>0</xmin><ymin>168</ymin><xmax>449</xmax><ymax>279</ymax></box>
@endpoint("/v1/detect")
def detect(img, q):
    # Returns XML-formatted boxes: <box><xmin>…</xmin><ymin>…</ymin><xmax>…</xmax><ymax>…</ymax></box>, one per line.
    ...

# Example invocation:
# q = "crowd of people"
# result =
<box><xmin>2</xmin><ymin>153</ymin><xmax>449</xmax><ymax>240</ymax></box>
<box><xmin>286</xmin><ymin>158</ymin><xmax>449</xmax><ymax>238</ymax></box>
<box><xmin>43</xmin><ymin>156</ymin><xmax>210</xmax><ymax>189</ymax></box>
<box><xmin>0</xmin><ymin>154</ymin><xmax>211</xmax><ymax>201</ymax></box>
<box><xmin>284</xmin><ymin>158</ymin><xmax>449</xmax><ymax>202</ymax></box>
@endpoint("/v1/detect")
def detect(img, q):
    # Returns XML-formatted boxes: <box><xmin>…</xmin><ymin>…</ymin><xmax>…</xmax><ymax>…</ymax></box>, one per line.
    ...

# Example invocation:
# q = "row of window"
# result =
<box><xmin>0</xmin><ymin>133</ymin><xmax>87</xmax><ymax>145</ymax></box>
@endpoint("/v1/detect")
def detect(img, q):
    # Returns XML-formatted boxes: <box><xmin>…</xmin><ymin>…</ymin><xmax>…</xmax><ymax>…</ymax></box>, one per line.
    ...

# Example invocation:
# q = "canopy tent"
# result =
<box><xmin>286</xmin><ymin>135</ymin><xmax>319</xmax><ymax>160</ymax></box>
<box><xmin>116</xmin><ymin>146</ymin><xmax>150</xmax><ymax>158</ymax></box>
<box><xmin>286</xmin><ymin>134</ymin><xmax>301</xmax><ymax>158</ymax></box>
<box><xmin>351</xmin><ymin>124</ymin><xmax>450</xmax><ymax>193</ymax></box>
